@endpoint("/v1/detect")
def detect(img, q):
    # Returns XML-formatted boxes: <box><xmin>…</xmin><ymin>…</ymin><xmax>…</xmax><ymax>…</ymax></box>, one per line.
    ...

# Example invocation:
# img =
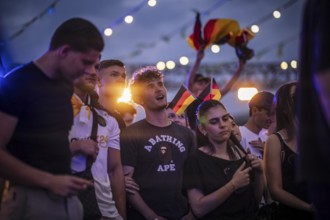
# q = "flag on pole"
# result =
<box><xmin>168</xmin><ymin>84</ymin><xmax>196</xmax><ymax>115</ymax></box>
<box><xmin>197</xmin><ymin>81</ymin><xmax>212</xmax><ymax>102</ymax></box>
<box><xmin>197</xmin><ymin>77</ymin><xmax>221</xmax><ymax>101</ymax></box>
<box><xmin>211</xmin><ymin>78</ymin><xmax>221</xmax><ymax>100</ymax></box>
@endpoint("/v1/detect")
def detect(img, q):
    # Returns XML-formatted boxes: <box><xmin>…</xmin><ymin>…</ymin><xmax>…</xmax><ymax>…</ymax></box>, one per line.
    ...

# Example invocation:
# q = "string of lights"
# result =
<box><xmin>161</xmin><ymin>0</ymin><xmax>232</xmax><ymax>42</ymax></box>
<box><xmin>117</xmin><ymin>0</ymin><xmax>232</xmax><ymax>60</ymax></box>
<box><xmin>8</xmin><ymin>0</ymin><xmax>60</xmax><ymax>41</ymax></box>
<box><xmin>103</xmin><ymin>0</ymin><xmax>152</xmax><ymax>37</ymax></box>
<box><xmin>5</xmin><ymin>0</ymin><xmax>299</xmax><ymax>70</ymax></box>
<box><xmin>110</xmin><ymin>0</ymin><xmax>300</xmax><ymax>69</ymax></box>
<box><xmin>247</xmin><ymin>0</ymin><xmax>298</xmax><ymax>31</ymax></box>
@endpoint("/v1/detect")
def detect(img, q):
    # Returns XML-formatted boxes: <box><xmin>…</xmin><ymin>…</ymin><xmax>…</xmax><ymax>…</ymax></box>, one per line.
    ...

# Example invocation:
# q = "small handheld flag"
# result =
<box><xmin>211</xmin><ymin>78</ymin><xmax>221</xmax><ymax>101</ymax></box>
<box><xmin>168</xmin><ymin>84</ymin><xmax>196</xmax><ymax>116</ymax></box>
<box><xmin>197</xmin><ymin>77</ymin><xmax>221</xmax><ymax>102</ymax></box>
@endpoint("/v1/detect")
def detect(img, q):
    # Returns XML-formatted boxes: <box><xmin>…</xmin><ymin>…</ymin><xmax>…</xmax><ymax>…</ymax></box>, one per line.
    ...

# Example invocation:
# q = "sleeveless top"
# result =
<box><xmin>274</xmin><ymin>133</ymin><xmax>313</xmax><ymax>220</ymax></box>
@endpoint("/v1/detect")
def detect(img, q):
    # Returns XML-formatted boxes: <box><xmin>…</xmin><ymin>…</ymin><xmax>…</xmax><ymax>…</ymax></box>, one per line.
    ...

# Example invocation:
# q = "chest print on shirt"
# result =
<box><xmin>159</xmin><ymin>145</ymin><xmax>173</xmax><ymax>164</ymax></box>
<box><xmin>147</xmin><ymin>135</ymin><xmax>186</xmax><ymax>152</ymax></box>
<box><xmin>157</xmin><ymin>146</ymin><xmax>176</xmax><ymax>172</ymax></box>
<box><xmin>144</xmin><ymin>134</ymin><xmax>188</xmax><ymax>172</ymax></box>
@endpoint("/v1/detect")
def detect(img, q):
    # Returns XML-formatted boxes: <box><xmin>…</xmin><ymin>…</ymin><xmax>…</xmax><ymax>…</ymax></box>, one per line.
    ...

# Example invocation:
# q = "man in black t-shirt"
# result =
<box><xmin>0</xmin><ymin>18</ymin><xmax>104</xmax><ymax>220</ymax></box>
<box><xmin>297</xmin><ymin>1</ymin><xmax>330</xmax><ymax>220</ymax></box>
<box><xmin>121</xmin><ymin>66</ymin><xmax>196</xmax><ymax>220</ymax></box>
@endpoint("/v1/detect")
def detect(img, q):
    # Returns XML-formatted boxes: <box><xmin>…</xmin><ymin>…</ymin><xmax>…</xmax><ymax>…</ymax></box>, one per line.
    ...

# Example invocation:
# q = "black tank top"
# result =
<box><xmin>275</xmin><ymin>133</ymin><xmax>313</xmax><ymax>220</ymax></box>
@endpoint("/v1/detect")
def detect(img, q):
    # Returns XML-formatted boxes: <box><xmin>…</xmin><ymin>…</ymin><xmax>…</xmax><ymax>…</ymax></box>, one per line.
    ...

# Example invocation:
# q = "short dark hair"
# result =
<box><xmin>99</xmin><ymin>59</ymin><xmax>125</xmax><ymax>70</ymax></box>
<box><xmin>248</xmin><ymin>91</ymin><xmax>274</xmax><ymax>116</ymax></box>
<box><xmin>129</xmin><ymin>66</ymin><xmax>163</xmax><ymax>102</ymax></box>
<box><xmin>194</xmin><ymin>73</ymin><xmax>210</xmax><ymax>83</ymax></box>
<box><xmin>49</xmin><ymin>18</ymin><xmax>104</xmax><ymax>52</ymax></box>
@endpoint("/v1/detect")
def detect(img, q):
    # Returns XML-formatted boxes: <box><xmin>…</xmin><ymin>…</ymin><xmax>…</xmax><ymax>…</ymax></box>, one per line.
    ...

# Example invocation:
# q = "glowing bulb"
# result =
<box><xmin>148</xmin><ymin>0</ymin><xmax>157</xmax><ymax>7</ymax></box>
<box><xmin>179</xmin><ymin>56</ymin><xmax>189</xmax><ymax>65</ymax></box>
<box><xmin>166</xmin><ymin>60</ymin><xmax>176</xmax><ymax>70</ymax></box>
<box><xmin>117</xmin><ymin>88</ymin><xmax>132</xmax><ymax>103</ymax></box>
<box><xmin>238</xmin><ymin>87</ymin><xmax>258</xmax><ymax>101</ymax></box>
<box><xmin>251</xmin><ymin>25</ymin><xmax>259</xmax><ymax>33</ymax></box>
<box><xmin>280</xmin><ymin>61</ymin><xmax>288</xmax><ymax>70</ymax></box>
<box><xmin>211</xmin><ymin>45</ymin><xmax>220</xmax><ymax>53</ymax></box>
<box><xmin>104</xmin><ymin>28</ymin><xmax>113</xmax><ymax>36</ymax></box>
<box><xmin>156</xmin><ymin>61</ymin><xmax>166</xmax><ymax>70</ymax></box>
<box><xmin>290</xmin><ymin>60</ymin><xmax>297</xmax><ymax>69</ymax></box>
<box><xmin>47</xmin><ymin>7</ymin><xmax>55</xmax><ymax>15</ymax></box>
<box><xmin>124</xmin><ymin>15</ymin><xmax>134</xmax><ymax>24</ymax></box>
<box><xmin>273</xmin><ymin>10</ymin><xmax>281</xmax><ymax>19</ymax></box>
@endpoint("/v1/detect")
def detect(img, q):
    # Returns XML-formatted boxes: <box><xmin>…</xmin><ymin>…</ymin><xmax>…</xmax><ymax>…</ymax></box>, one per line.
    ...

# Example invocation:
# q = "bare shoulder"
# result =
<box><xmin>265</xmin><ymin>134</ymin><xmax>281</xmax><ymax>155</ymax></box>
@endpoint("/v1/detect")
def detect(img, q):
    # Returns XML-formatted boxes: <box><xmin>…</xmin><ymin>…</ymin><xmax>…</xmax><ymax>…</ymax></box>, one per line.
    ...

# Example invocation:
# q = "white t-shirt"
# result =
<box><xmin>69</xmin><ymin>95</ymin><xmax>121</xmax><ymax>218</ymax></box>
<box><xmin>239</xmin><ymin>126</ymin><xmax>268</xmax><ymax>159</ymax></box>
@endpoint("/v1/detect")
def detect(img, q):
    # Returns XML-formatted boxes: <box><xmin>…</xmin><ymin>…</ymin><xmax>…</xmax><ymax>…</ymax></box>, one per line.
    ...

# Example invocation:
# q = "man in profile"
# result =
<box><xmin>0</xmin><ymin>18</ymin><xmax>104</xmax><ymax>220</ymax></box>
<box><xmin>239</xmin><ymin>91</ymin><xmax>274</xmax><ymax>159</ymax></box>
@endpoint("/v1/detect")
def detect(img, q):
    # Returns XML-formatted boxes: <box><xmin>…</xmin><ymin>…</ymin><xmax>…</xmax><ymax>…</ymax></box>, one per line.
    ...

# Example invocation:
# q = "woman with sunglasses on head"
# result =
<box><xmin>264</xmin><ymin>81</ymin><xmax>314</xmax><ymax>220</ymax></box>
<box><xmin>183</xmin><ymin>100</ymin><xmax>264</xmax><ymax>220</ymax></box>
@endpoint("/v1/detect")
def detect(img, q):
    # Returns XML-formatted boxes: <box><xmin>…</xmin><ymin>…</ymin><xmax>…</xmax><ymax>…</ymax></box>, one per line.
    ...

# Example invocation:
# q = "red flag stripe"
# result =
<box><xmin>173</xmin><ymin>90</ymin><xmax>193</xmax><ymax>112</ymax></box>
<box><xmin>175</xmin><ymin>95</ymin><xmax>196</xmax><ymax>116</ymax></box>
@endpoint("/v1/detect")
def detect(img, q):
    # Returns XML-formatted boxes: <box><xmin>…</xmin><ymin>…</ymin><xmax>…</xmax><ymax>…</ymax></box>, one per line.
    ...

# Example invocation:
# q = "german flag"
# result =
<box><xmin>187</xmin><ymin>17</ymin><xmax>255</xmax><ymax>50</ymax></box>
<box><xmin>168</xmin><ymin>84</ymin><xmax>196</xmax><ymax>115</ymax></box>
<box><xmin>197</xmin><ymin>81</ymin><xmax>211</xmax><ymax>102</ymax></box>
<box><xmin>187</xmin><ymin>12</ymin><xmax>204</xmax><ymax>50</ymax></box>
<box><xmin>211</xmin><ymin>78</ymin><xmax>221</xmax><ymax>100</ymax></box>
<box><xmin>198</xmin><ymin>78</ymin><xmax>221</xmax><ymax>101</ymax></box>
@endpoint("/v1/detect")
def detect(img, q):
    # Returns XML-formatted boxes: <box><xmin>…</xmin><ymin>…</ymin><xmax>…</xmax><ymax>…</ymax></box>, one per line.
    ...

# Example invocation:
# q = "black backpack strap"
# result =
<box><xmin>85</xmin><ymin>107</ymin><xmax>99</xmax><ymax>170</ymax></box>
<box><xmin>90</xmin><ymin>107</ymin><xmax>98</xmax><ymax>142</ymax></box>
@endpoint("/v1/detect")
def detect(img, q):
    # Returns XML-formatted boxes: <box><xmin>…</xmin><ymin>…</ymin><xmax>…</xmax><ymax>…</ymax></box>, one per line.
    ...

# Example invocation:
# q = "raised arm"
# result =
<box><xmin>220</xmin><ymin>59</ymin><xmax>245</xmax><ymax>97</ymax></box>
<box><xmin>0</xmin><ymin>111</ymin><xmax>92</xmax><ymax>197</ymax></box>
<box><xmin>186</xmin><ymin>45</ymin><xmax>205</xmax><ymax>92</ymax></box>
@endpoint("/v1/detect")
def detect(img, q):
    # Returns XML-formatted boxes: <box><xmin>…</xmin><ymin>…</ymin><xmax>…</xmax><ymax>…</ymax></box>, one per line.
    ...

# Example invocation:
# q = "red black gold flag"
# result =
<box><xmin>168</xmin><ymin>84</ymin><xmax>196</xmax><ymax>115</ymax></box>
<box><xmin>187</xmin><ymin>16</ymin><xmax>255</xmax><ymax>61</ymax></box>
<box><xmin>197</xmin><ymin>78</ymin><xmax>221</xmax><ymax>101</ymax></box>
<box><xmin>187</xmin><ymin>12</ymin><xmax>203</xmax><ymax>50</ymax></box>
<box><xmin>211</xmin><ymin>78</ymin><xmax>221</xmax><ymax>100</ymax></box>
<box><xmin>188</xmin><ymin>18</ymin><xmax>255</xmax><ymax>50</ymax></box>
<box><xmin>197</xmin><ymin>81</ymin><xmax>211</xmax><ymax>102</ymax></box>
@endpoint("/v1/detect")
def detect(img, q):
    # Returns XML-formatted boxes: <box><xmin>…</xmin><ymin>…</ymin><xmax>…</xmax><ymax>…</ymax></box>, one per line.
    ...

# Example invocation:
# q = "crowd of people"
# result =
<box><xmin>0</xmin><ymin>0</ymin><xmax>329</xmax><ymax>219</ymax></box>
